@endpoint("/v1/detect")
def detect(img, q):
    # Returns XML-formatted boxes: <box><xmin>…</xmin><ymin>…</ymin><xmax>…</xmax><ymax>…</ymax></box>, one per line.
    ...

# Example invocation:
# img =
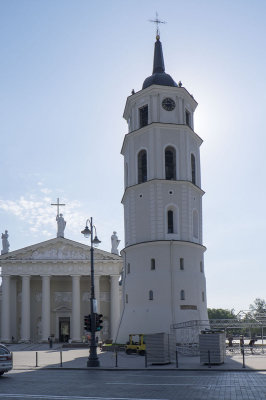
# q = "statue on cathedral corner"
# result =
<box><xmin>111</xmin><ymin>231</ymin><xmax>120</xmax><ymax>255</ymax></box>
<box><xmin>56</xmin><ymin>214</ymin><xmax>66</xmax><ymax>238</ymax></box>
<box><xmin>1</xmin><ymin>230</ymin><xmax>10</xmax><ymax>254</ymax></box>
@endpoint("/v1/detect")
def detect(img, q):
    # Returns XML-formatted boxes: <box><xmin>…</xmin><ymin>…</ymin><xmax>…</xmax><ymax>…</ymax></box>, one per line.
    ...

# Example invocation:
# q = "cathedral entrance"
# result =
<box><xmin>59</xmin><ymin>317</ymin><xmax>70</xmax><ymax>342</ymax></box>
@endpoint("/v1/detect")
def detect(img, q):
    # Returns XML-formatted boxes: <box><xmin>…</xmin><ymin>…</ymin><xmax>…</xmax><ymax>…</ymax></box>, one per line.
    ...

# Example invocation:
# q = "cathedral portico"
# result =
<box><xmin>0</xmin><ymin>237</ymin><xmax>122</xmax><ymax>343</ymax></box>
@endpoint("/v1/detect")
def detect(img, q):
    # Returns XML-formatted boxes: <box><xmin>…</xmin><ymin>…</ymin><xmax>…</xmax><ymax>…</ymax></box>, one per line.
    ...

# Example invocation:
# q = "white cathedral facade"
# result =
<box><xmin>116</xmin><ymin>34</ymin><xmax>208</xmax><ymax>342</ymax></box>
<box><xmin>0</xmin><ymin>232</ymin><xmax>122</xmax><ymax>343</ymax></box>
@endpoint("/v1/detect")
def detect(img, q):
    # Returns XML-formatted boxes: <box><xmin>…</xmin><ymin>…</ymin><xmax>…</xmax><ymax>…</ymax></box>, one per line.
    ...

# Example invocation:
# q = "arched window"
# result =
<box><xmin>138</xmin><ymin>150</ymin><xmax>147</xmax><ymax>183</ymax></box>
<box><xmin>191</xmin><ymin>154</ymin><xmax>196</xmax><ymax>184</ymax></box>
<box><xmin>193</xmin><ymin>210</ymin><xmax>199</xmax><ymax>239</ymax></box>
<box><xmin>165</xmin><ymin>146</ymin><xmax>176</xmax><ymax>180</ymax></box>
<box><xmin>167</xmin><ymin>210</ymin><xmax>174</xmax><ymax>233</ymax></box>
<box><xmin>149</xmin><ymin>290</ymin><xmax>153</xmax><ymax>300</ymax></box>
<box><xmin>151</xmin><ymin>259</ymin><xmax>155</xmax><ymax>270</ymax></box>
<box><xmin>180</xmin><ymin>290</ymin><xmax>185</xmax><ymax>300</ymax></box>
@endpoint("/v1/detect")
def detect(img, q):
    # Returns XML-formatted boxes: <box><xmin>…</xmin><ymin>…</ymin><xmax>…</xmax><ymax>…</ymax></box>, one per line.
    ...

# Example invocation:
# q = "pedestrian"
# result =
<box><xmin>249</xmin><ymin>338</ymin><xmax>255</xmax><ymax>354</ymax></box>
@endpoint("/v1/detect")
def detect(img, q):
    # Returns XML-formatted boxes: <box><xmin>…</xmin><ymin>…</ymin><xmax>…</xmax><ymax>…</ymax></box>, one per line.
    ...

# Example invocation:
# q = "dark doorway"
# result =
<box><xmin>59</xmin><ymin>317</ymin><xmax>70</xmax><ymax>343</ymax></box>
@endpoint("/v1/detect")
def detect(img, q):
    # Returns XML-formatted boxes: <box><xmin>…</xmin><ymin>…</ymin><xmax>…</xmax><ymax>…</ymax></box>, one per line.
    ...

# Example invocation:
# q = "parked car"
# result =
<box><xmin>0</xmin><ymin>344</ymin><xmax>13</xmax><ymax>376</ymax></box>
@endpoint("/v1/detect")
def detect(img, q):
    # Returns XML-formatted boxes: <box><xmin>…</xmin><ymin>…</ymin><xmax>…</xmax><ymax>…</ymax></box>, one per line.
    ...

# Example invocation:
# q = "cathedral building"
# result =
<box><xmin>0</xmin><ymin>220</ymin><xmax>122</xmax><ymax>343</ymax></box>
<box><xmin>116</xmin><ymin>33</ymin><xmax>208</xmax><ymax>342</ymax></box>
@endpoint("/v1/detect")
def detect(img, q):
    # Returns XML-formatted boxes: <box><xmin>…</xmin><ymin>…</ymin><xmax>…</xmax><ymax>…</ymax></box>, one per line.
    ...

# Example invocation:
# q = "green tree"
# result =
<box><xmin>208</xmin><ymin>308</ymin><xmax>236</xmax><ymax>320</ymax></box>
<box><xmin>249</xmin><ymin>298</ymin><xmax>266</xmax><ymax>315</ymax></box>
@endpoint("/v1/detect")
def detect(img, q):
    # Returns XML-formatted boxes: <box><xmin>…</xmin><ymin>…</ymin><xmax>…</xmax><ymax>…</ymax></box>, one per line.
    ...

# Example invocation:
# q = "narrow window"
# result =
<box><xmin>165</xmin><ymin>146</ymin><xmax>176</xmax><ymax>180</ymax></box>
<box><xmin>138</xmin><ymin>150</ymin><xmax>147</xmax><ymax>183</ymax></box>
<box><xmin>193</xmin><ymin>210</ymin><xmax>199</xmax><ymax>239</ymax></box>
<box><xmin>167</xmin><ymin>210</ymin><xmax>174</xmax><ymax>233</ymax></box>
<box><xmin>126</xmin><ymin>294</ymin><xmax>128</xmax><ymax>303</ymax></box>
<box><xmin>151</xmin><ymin>258</ymin><xmax>155</xmax><ymax>270</ymax></box>
<box><xmin>202</xmin><ymin>291</ymin><xmax>205</xmax><ymax>302</ymax></box>
<box><xmin>125</xmin><ymin>162</ymin><xmax>128</xmax><ymax>187</ymax></box>
<box><xmin>180</xmin><ymin>290</ymin><xmax>185</xmax><ymax>300</ymax></box>
<box><xmin>185</xmin><ymin>110</ymin><xmax>191</xmax><ymax>127</ymax></box>
<box><xmin>200</xmin><ymin>261</ymin><xmax>203</xmax><ymax>273</ymax></box>
<box><xmin>127</xmin><ymin>263</ymin><xmax>130</xmax><ymax>274</ymax></box>
<box><xmin>149</xmin><ymin>290</ymin><xmax>153</xmax><ymax>300</ymax></box>
<box><xmin>191</xmin><ymin>154</ymin><xmax>196</xmax><ymax>184</ymax></box>
<box><xmin>180</xmin><ymin>258</ymin><xmax>184</xmax><ymax>270</ymax></box>
<box><xmin>139</xmin><ymin>105</ymin><xmax>148</xmax><ymax>128</ymax></box>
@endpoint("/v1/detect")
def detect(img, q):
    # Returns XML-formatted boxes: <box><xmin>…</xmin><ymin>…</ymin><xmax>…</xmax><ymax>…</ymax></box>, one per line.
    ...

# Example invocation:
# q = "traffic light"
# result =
<box><xmin>84</xmin><ymin>315</ymin><xmax>91</xmax><ymax>332</ymax></box>
<box><xmin>96</xmin><ymin>313</ymin><xmax>103</xmax><ymax>331</ymax></box>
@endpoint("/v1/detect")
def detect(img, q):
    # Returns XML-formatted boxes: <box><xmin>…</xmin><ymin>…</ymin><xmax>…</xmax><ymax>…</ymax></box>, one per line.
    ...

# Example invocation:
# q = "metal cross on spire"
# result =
<box><xmin>51</xmin><ymin>197</ymin><xmax>66</xmax><ymax>216</ymax></box>
<box><xmin>149</xmin><ymin>12</ymin><xmax>166</xmax><ymax>39</ymax></box>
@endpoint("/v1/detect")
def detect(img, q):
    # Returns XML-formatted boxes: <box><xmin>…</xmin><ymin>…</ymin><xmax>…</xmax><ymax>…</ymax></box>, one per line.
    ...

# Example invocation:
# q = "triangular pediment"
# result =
<box><xmin>0</xmin><ymin>237</ymin><xmax>121</xmax><ymax>262</ymax></box>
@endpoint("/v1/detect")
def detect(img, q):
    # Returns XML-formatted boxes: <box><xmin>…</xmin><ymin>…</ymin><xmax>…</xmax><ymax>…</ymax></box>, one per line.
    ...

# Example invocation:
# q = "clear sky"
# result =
<box><xmin>1</xmin><ymin>0</ymin><xmax>266</xmax><ymax>313</ymax></box>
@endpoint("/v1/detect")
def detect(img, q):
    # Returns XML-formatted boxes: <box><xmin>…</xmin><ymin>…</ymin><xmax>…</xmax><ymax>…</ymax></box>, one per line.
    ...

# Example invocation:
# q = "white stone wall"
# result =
<box><xmin>123</xmin><ymin>85</ymin><xmax>197</xmax><ymax>131</ymax></box>
<box><xmin>117</xmin><ymin>241</ymin><xmax>208</xmax><ymax>343</ymax></box>
<box><xmin>123</xmin><ymin>180</ymin><xmax>203</xmax><ymax>246</ymax></box>
<box><xmin>122</xmin><ymin>124</ymin><xmax>202</xmax><ymax>189</ymax></box>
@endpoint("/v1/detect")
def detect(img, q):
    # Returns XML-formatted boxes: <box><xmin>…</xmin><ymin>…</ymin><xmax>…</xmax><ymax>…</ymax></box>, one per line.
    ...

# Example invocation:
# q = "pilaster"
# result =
<box><xmin>1</xmin><ymin>275</ymin><xmax>11</xmax><ymax>342</ymax></box>
<box><xmin>110</xmin><ymin>275</ymin><xmax>120</xmax><ymax>340</ymax></box>
<box><xmin>71</xmin><ymin>275</ymin><xmax>81</xmax><ymax>342</ymax></box>
<box><xmin>41</xmin><ymin>275</ymin><xmax>51</xmax><ymax>342</ymax></box>
<box><xmin>20</xmin><ymin>275</ymin><xmax>31</xmax><ymax>342</ymax></box>
<box><xmin>94</xmin><ymin>275</ymin><xmax>100</xmax><ymax>314</ymax></box>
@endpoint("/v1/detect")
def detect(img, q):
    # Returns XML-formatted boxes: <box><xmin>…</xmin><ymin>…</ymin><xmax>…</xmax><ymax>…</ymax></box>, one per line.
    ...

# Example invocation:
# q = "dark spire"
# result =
<box><xmin>142</xmin><ymin>35</ymin><xmax>177</xmax><ymax>90</ymax></box>
<box><xmin>153</xmin><ymin>36</ymin><xmax>165</xmax><ymax>74</ymax></box>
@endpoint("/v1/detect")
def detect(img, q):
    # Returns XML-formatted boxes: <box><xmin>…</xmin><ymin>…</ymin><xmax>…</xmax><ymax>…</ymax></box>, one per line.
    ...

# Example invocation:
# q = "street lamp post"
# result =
<box><xmin>81</xmin><ymin>217</ymin><xmax>101</xmax><ymax>367</ymax></box>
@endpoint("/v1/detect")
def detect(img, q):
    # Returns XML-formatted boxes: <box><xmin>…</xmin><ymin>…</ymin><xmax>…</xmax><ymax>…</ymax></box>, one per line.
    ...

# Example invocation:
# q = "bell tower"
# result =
<box><xmin>117</xmin><ymin>34</ymin><xmax>208</xmax><ymax>343</ymax></box>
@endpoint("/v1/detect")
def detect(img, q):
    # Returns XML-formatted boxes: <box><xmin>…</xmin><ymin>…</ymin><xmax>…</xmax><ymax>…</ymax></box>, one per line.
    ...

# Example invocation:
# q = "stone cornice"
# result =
<box><xmin>1</xmin><ymin>262</ymin><xmax>122</xmax><ymax>277</ymax></box>
<box><xmin>121</xmin><ymin>122</ymin><xmax>203</xmax><ymax>155</ymax></box>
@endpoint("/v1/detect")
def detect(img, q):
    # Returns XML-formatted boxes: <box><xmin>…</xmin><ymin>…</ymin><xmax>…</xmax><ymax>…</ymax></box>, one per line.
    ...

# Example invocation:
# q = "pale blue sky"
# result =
<box><xmin>1</xmin><ymin>0</ymin><xmax>266</xmax><ymax>312</ymax></box>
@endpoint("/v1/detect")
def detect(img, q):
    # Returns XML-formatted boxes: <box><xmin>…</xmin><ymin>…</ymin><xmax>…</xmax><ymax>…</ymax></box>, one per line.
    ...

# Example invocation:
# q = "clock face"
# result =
<box><xmin>162</xmin><ymin>97</ymin><xmax>176</xmax><ymax>111</ymax></box>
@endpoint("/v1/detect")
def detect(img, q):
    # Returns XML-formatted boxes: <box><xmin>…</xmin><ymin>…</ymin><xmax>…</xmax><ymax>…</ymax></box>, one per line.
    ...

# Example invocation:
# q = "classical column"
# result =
<box><xmin>20</xmin><ymin>275</ymin><xmax>31</xmax><ymax>342</ymax></box>
<box><xmin>71</xmin><ymin>275</ymin><xmax>81</xmax><ymax>342</ymax></box>
<box><xmin>94</xmin><ymin>275</ymin><xmax>100</xmax><ymax>314</ymax></box>
<box><xmin>1</xmin><ymin>275</ymin><xmax>11</xmax><ymax>342</ymax></box>
<box><xmin>110</xmin><ymin>275</ymin><xmax>120</xmax><ymax>340</ymax></box>
<box><xmin>10</xmin><ymin>278</ymin><xmax>17</xmax><ymax>341</ymax></box>
<box><xmin>41</xmin><ymin>275</ymin><xmax>51</xmax><ymax>342</ymax></box>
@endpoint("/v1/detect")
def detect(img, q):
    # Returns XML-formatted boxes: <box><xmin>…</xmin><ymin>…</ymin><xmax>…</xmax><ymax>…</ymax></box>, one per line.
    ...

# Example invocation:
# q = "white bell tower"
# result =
<box><xmin>117</xmin><ymin>34</ymin><xmax>208</xmax><ymax>343</ymax></box>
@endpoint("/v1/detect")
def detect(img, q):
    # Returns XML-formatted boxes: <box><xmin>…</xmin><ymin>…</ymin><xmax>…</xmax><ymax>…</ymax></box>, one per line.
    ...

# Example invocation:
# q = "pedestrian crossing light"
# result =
<box><xmin>96</xmin><ymin>313</ymin><xmax>103</xmax><ymax>331</ymax></box>
<box><xmin>84</xmin><ymin>315</ymin><xmax>91</xmax><ymax>332</ymax></box>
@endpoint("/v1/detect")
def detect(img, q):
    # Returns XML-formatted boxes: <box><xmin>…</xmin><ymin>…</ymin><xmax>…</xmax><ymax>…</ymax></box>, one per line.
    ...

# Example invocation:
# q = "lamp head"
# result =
<box><xmin>92</xmin><ymin>235</ymin><xmax>101</xmax><ymax>247</ymax></box>
<box><xmin>81</xmin><ymin>225</ymin><xmax>91</xmax><ymax>238</ymax></box>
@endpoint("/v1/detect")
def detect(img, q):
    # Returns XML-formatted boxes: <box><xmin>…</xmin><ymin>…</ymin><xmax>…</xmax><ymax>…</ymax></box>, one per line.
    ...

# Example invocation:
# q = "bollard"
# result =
<box><xmin>60</xmin><ymin>350</ymin><xmax>63</xmax><ymax>367</ymax></box>
<box><xmin>35</xmin><ymin>352</ymin><xmax>38</xmax><ymax>368</ymax></box>
<box><xmin>242</xmin><ymin>346</ymin><xmax>245</xmax><ymax>368</ymax></box>
<box><xmin>208</xmin><ymin>350</ymin><xmax>211</xmax><ymax>368</ymax></box>
<box><xmin>175</xmin><ymin>350</ymin><xmax>178</xmax><ymax>368</ymax></box>
<box><xmin>115</xmin><ymin>351</ymin><xmax>118</xmax><ymax>368</ymax></box>
<box><xmin>145</xmin><ymin>352</ymin><xmax>147</xmax><ymax>368</ymax></box>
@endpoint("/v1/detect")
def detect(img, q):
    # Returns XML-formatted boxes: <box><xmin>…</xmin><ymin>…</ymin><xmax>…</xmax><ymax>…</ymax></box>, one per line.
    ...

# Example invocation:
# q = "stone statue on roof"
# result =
<box><xmin>111</xmin><ymin>231</ymin><xmax>120</xmax><ymax>255</ymax></box>
<box><xmin>1</xmin><ymin>230</ymin><xmax>10</xmax><ymax>254</ymax></box>
<box><xmin>56</xmin><ymin>214</ymin><xmax>66</xmax><ymax>238</ymax></box>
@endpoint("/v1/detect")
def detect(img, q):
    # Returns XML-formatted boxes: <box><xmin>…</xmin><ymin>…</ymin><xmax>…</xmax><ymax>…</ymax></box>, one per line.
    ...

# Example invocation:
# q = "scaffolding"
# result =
<box><xmin>172</xmin><ymin>311</ymin><xmax>266</xmax><ymax>355</ymax></box>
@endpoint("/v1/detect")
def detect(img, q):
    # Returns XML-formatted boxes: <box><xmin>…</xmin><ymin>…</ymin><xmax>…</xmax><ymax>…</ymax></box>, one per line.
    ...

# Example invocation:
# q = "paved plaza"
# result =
<box><xmin>1</xmin><ymin>369</ymin><xmax>266</xmax><ymax>400</ymax></box>
<box><xmin>5</xmin><ymin>343</ymin><xmax>266</xmax><ymax>371</ymax></box>
<box><xmin>2</xmin><ymin>344</ymin><xmax>266</xmax><ymax>399</ymax></box>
